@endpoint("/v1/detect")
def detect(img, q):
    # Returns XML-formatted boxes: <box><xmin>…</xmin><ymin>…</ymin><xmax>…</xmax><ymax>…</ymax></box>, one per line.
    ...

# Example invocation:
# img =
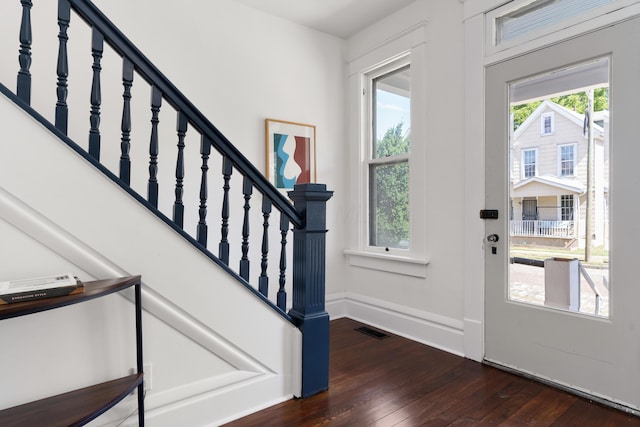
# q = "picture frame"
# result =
<box><xmin>265</xmin><ymin>119</ymin><xmax>316</xmax><ymax>189</ymax></box>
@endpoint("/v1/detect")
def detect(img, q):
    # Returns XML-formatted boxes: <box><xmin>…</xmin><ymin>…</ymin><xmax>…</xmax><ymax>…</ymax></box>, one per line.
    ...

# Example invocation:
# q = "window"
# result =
<box><xmin>522</xmin><ymin>149</ymin><xmax>537</xmax><ymax>178</ymax></box>
<box><xmin>368</xmin><ymin>64</ymin><xmax>411</xmax><ymax>249</ymax></box>
<box><xmin>345</xmin><ymin>26</ymin><xmax>428</xmax><ymax>277</ymax></box>
<box><xmin>559</xmin><ymin>144</ymin><xmax>576</xmax><ymax>176</ymax></box>
<box><xmin>541</xmin><ymin>112</ymin><xmax>554</xmax><ymax>135</ymax></box>
<box><xmin>561</xmin><ymin>195</ymin><xmax>574</xmax><ymax>220</ymax></box>
<box><xmin>493</xmin><ymin>0</ymin><xmax>615</xmax><ymax>45</ymax></box>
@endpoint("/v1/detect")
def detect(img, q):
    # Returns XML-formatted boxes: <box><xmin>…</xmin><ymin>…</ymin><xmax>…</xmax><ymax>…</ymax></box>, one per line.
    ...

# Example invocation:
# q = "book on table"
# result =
<box><xmin>0</xmin><ymin>273</ymin><xmax>84</xmax><ymax>304</ymax></box>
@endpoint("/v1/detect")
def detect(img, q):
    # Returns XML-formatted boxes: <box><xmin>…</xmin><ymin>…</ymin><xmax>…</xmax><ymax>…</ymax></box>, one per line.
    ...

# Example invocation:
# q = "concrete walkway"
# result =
<box><xmin>509</xmin><ymin>262</ymin><xmax>609</xmax><ymax>317</ymax></box>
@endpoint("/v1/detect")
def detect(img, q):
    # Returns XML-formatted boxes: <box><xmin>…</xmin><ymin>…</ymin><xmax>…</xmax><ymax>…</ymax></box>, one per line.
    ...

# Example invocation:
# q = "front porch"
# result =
<box><xmin>510</xmin><ymin>220</ymin><xmax>577</xmax><ymax>248</ymax></box>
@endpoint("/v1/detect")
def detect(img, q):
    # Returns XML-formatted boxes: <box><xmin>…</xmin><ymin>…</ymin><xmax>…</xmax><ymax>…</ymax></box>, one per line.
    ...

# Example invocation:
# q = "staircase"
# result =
<box><xmin>0</xmin><ymin>0</ymin><xmax>331</xmax><ymax>425</ymax></box>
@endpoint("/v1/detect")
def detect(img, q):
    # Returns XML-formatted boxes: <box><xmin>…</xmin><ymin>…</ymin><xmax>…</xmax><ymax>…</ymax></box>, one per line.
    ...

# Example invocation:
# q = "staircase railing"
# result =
<box><xmin>4</xmin><ymin>0</ymin><xmax>332</xmax><ymax>397</ymax></box>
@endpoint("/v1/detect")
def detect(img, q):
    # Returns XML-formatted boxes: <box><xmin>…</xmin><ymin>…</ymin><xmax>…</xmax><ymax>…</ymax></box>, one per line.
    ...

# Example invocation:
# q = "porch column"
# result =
<box><xmin>288</xmin><ymin>183</ymin><xmax>333</xmax><ymax>398</ymax></box>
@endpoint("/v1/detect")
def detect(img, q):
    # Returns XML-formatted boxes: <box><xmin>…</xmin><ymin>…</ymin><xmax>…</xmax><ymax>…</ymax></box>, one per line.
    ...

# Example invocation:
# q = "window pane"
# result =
<box><xmin>542</xmin><ymin>114</ymin><xmax>553</xmax><ymax>134</ymax></box>
<box><xmin>561</xmin><ymin>195</ymin><xmax>574</xmax><ymax>220</ymax></box>
<box><xmin>369</xmin><ymin>161</ymin><xmax>409</xmax><ymax>249</ymax></box>
<box><xmin>523</xmin><ymin>150</ymin><xmax>536</xmax><ymax>177</ymax></box>
<box><xmin>560</xmin><ymin>145</ymin><xmax>575</xmax><ymax>175</ymax></box>
<box><xmin>496</xmin><ymin>0</ymin><xmax>613</xmax><ymax>44</ymax></box>
<box><xmin>373</xmin><ymin>66</ymin><xmax>411</xmax><ymax>159</ymax></box>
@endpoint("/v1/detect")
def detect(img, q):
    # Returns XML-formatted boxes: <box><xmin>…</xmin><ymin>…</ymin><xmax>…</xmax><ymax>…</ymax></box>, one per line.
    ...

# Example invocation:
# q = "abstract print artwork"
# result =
<box><xmin>266</xmin><ymin>119</ymin><xmax>316</xmax><ymax>189</ymax></box>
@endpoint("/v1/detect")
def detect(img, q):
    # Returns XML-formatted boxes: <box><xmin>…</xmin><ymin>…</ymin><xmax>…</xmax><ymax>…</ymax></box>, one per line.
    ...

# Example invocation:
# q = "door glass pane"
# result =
<box><xmin>508</xmin><ymin>57</ymin><xmax>610</xmax><ymax>317</ymax></box>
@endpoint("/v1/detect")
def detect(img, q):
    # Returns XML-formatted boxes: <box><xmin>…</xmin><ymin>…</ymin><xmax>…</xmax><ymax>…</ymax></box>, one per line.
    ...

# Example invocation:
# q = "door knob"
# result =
<box><xmin>487</xmin><ymin>234</ymin><xmax>499</xmax><ymax>242</ymax></box>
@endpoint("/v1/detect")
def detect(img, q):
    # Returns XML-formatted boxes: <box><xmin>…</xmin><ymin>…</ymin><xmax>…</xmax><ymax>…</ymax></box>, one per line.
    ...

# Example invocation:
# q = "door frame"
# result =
<box><xmin>461</xmin><ymin>0</ymin><xmax>640</xmax><ymax>363</ymax></box>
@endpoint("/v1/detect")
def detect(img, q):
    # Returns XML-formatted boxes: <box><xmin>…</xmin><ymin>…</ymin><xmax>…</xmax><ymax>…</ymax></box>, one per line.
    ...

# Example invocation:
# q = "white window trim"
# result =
<box><xmin>557</xmin><ymin>143</ymin><xmax>577</xmax><ymax>176</ymax></box>
<box><xmin>541</xmin><ymin>112</ymin><xmax>555</xmax><ymax>135</ymax></box>
<box><xmin>521</xmin><ymin>148</ymin><xmax>538</xmax><ymax>178</ymax></box>
<box><xmin>345</xmin><ymin>25</ymin><xmax>428</xmax><ymax>276</ymax></box>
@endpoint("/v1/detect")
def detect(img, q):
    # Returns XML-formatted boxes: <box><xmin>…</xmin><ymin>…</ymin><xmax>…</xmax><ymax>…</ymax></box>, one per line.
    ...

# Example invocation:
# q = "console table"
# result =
<box><xmin>0</xmin><ymin>275</ymin><xmax>144</xmax><ymax>426</ymax></box>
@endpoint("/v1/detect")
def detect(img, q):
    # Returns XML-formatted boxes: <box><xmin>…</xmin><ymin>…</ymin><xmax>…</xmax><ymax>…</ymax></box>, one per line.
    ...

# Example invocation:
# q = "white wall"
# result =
<box><xmin>90</xmin><ymin>0</ymin><xmax>350</xmax><ymax>299</ymax></box>
<box><xmin>336</xmin><ymin>0</ymin><xmax>468</xmax><ymax>356</ymax></box>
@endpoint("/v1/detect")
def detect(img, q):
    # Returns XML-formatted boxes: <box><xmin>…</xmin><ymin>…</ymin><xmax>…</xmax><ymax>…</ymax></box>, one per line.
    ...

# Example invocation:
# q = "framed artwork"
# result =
<box><xmin>265</xmin><ymin>119</ymin><xmax>316</xmax><ymax>189</ymax></box>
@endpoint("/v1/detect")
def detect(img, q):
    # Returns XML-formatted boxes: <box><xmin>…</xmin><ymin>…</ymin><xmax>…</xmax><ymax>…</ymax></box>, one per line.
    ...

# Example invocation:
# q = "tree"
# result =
<box><xmin>511</xmin><ymin>88</ymin><xmax>608</xmax><ymax>129</ymax></box>
<box><xmin>372</xmin><ymin>123</ymin><xmax>410</xmax><ymax>248</ymax></box>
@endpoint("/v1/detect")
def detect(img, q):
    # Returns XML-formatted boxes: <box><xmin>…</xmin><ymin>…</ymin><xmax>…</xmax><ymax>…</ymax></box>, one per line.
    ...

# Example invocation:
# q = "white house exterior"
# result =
<box><xmin>510</xmin><ymin>100</ymin><xmax>608</xmax><ymax>248</ymax></box>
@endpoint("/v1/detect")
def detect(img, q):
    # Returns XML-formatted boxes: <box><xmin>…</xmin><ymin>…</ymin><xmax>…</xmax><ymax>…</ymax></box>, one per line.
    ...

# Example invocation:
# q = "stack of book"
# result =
<box><xmin>0</xmin><ymin>273</ymin><xmax>84</xmax><ymax>304</ymax></box>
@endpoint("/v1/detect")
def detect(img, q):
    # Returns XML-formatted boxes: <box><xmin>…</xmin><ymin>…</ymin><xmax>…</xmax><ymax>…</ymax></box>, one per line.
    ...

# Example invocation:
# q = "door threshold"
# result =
<box><xmin>483</xmin><ymin>359</ymin><xmax>640</xmax><ymax>418</ymax></box>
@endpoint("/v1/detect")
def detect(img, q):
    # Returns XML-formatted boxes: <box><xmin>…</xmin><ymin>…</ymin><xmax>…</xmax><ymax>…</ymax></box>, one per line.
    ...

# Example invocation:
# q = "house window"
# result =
<box><xmin>561</xmin><ymin>195</ymin><xmax>574</xmax><ymax>220</ymax></box>
<box><xmin>368</xmin><ymin>63</ymin><xmax>411</xmax><ymax>249</ymax></box>
<box><xmin>346</xmin><ymin>28</ymin><xmax>428</xmax><ymax>277</ymax></box>
<box><xmin>541</xmin><ymin>112</ymin><xmax>554</xmax><ymax>135</ymax></box>
<box><xmin>559</xmin><ymin>144</ymin><xmax>576</xmax><ymax>176</ymax></box>
<box><xmin>522</xmin><ymin>149</ymin><xmax>537</xmax><ymax>178</ymax></box>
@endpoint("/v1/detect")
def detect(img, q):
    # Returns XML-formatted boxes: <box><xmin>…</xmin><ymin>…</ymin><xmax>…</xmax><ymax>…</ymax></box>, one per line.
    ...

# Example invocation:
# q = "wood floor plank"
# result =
<box><xmin>223</xmin><ymin>318</ymin><xmax>640</xmax><ymax>427</ymax></box>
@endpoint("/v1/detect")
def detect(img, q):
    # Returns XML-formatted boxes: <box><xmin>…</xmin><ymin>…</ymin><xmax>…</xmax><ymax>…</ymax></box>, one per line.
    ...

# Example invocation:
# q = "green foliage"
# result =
<box><xmin>376</xmin><ymin>122</ymin><xmax>410</xmax><ymax>157</ymax></box>
<box><xmin>511</xmin><ymin>88</ymin><xmax>609</xmax><ymax>129</ymax></box>
<box><xmin>512</xmin><ymin>101</ymin><xmax>542</xmax><ymax>130</ymax></box>
<box><xmin>372</xmin><ymin>123</ymin><xmax>410</xmax><ymax>248</ymax></box>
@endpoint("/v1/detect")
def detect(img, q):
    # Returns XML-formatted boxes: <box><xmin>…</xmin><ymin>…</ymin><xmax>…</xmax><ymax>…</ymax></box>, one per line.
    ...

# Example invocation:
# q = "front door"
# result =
<box><xmin>521</xmin><ymin>199</ymin><xmax>537</xmax><ymax>220</ymax></box>
<box><xmin>485</xmin><ymin>17</ymin><xmax>640</xmax><ymax>410</ymax></box>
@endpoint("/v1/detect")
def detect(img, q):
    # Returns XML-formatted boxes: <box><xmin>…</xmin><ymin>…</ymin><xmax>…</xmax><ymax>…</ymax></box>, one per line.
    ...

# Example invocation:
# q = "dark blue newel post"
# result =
<box><xmin>288</xmin><ymin>183</ymin><xmax>333</xmax><ymax>398</ymax></box>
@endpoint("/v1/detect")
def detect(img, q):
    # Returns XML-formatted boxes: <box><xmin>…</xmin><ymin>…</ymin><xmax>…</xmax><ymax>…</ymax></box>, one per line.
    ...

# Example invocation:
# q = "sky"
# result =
<box><xmin>376</xmin><ymin>89</ymin><xmax>410</xmax><ymax>141</ymax></box>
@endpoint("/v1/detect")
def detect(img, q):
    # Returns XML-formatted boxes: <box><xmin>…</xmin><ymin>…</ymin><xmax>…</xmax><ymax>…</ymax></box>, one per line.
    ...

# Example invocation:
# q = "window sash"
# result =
<box><xmin>496</xmin><ymin>0</ymin><xmax>614</xmax><ymax>44</ymax></box>
<box><xmin>369</xmin><ymin>160</ymin><xmax>410</xmax><ymax>249</ymax></box>
<box><xmin>366</xmin><ymin>59</ymin><xmax>411</xmax><ymax>251</ymax></box>
<box><xmin>522</xmin><ymin>149</ymin><xmax>537</xmax><ymax>178</ymax></box>
<box><xmin>559</xmin><ymin>144</ymin><xmax>575</xmax><ymax>176</ymax></box>
<box><xmin>541</xmin><ymin>112</ymin><xmax>554</xmax><ymax>135</ymax></box>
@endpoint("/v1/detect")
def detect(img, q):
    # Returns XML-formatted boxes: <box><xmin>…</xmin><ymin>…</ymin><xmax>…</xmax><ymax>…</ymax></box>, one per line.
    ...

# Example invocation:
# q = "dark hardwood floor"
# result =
<box><xmin>225</xmin><ymin>318</ymin><xmax>640</xmax><ymax>426</ymax></box>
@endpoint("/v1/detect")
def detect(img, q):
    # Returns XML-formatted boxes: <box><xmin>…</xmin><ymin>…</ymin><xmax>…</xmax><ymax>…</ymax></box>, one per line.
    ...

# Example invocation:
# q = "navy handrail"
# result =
<box><xmin>67</xmin><ymin>0</ymin><xmax>303</xmax><ymax>229</ymax></box>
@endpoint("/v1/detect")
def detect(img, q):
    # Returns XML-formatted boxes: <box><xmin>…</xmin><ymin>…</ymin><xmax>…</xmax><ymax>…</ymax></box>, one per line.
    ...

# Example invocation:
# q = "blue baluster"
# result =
<box><xmin>17</xmin><ymin>0</ymin><xmax>33</xmax><ymax>104</ymax></box>
<box><xmin>148</xmin><ymin>86</ymin><xmax>162</xmax><ymax>208</ymax></box>
<box><xmin>277</xmin><ymin>214</ymin><xmax>289</xmax><ymax>311</ymax></box>
<box><xmin>55</xmin><ymin>0</ymin><xmax>71</xmax><ymax>134</ymax></box>
<box><xmin>173</xmin><ymin>112</ymin><xmax>188</xmax><ymax>228</ymax></box>
<box><xmin>88</xmin><ymin>28</ymin><xmax>104</xmax><ymax>160</ymax></box>
<box><xmin>197</xmin><ymin>135</ymin><xmax>212</xmax><ymax>246</ymax></box>
<box><xmin>239</xmin><ymin>176</ymin><xmax>253</xmax><ymax>281</ymax></box>
<box><xmin>120</xmin><ymin>58</ymin><xmax>134</xmax><ymax>185</ymax></box>
<box><xmin>219</xmin><ymin>157</ymin><xmax>232</xmax><ymax>265</ymax></box>
<box><xmin>259</xmin><ymin>198</ymin><xmax>272</xmax><ymax>297</ymax></box>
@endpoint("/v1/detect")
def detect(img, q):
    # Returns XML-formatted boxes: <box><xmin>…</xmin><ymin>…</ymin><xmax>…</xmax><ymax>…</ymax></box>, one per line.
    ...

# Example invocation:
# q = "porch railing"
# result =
<box><xmin>4</xmin><ymin>0</ymin><xmax>332</xmax><ymax>397</ymax></box>
<box><xmin>510</xmin><ymin>220</ymin><xmax>575</xmax><ymax>238</ymax></box>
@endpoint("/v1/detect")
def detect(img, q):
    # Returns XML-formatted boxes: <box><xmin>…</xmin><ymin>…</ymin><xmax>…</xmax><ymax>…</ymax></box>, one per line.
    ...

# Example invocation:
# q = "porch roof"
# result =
<box><xmin>512</xmin><ymin>175</ymin><xmax>585</xmax><ymax>197</ymax></box>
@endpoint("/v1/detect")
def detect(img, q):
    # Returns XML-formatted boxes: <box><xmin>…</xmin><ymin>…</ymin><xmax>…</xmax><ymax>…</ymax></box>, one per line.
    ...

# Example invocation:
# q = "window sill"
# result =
<box><xmin>344</xmin><ymin>250</ymin><xmax>430</xmax><ymax>278</ymax></box>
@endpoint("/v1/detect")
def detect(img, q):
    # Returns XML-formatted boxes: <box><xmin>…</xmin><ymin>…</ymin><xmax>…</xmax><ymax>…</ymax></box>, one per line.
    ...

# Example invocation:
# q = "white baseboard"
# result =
<box><xmin>327</xmin><ymin>292</ymin><xmax>465</xmax><ymax>357</ymax></box>
<box><xmin>326</xmin><ymin>291</ymin><xmax>348</xmax><ymax>319</ymax></box>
